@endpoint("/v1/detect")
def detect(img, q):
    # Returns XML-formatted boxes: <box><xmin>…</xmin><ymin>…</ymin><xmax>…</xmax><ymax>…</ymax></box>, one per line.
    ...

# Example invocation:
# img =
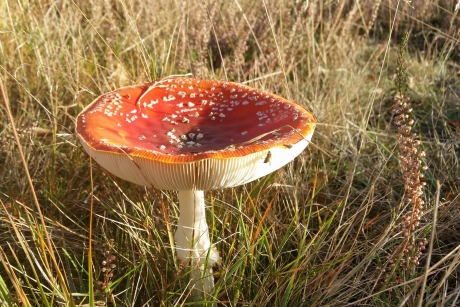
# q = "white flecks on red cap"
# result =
<box><xmin>76</xmin><ymin>77</ymin><xmax>316</xmax><ymax>190</ymax></box>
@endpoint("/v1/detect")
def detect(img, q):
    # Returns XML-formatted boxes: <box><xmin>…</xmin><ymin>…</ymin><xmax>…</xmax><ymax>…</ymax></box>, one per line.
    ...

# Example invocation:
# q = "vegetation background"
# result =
<box><xmin>1</xmin><ymin>0</ymin><xmax>460</xmax><ymax>306</ymax></box>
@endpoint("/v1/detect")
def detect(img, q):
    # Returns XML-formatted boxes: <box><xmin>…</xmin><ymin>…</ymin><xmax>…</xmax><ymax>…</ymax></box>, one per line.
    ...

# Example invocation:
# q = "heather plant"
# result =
<box><xmin>96</xmin><ymin>239</ymin><xmax>116</xmax><ymax>305</ymax></box>
<box><xmin>383</xmin><ymin>32</ymin><xmax>429</xmax><ymax>283</ymax></box>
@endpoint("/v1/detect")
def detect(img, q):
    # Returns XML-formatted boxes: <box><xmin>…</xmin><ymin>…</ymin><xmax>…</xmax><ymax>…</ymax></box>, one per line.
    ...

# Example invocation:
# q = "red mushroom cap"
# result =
<box><xmin>76</xmin><ymin>77</ymin><xmax>315</xmax><ymax>190</ymax></box>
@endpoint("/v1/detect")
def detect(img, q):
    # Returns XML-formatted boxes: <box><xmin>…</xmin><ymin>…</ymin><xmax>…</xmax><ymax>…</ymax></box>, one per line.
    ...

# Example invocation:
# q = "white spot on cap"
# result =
<box><xmin>141</xmin><ymin>113</ymin><xmax>148</xmax><ymax>118</ymax></box>
<box><xmin>182</xmin><ymin>117</ymin><xmax>190</xmax><ymax>123</ymax></box>
<box><xmin>163</xmin><ymin>95</ymin><xmax>176</xmax><ymax>102</ymax></box>
<box><xmin>241</xmin><ymin>131</ymin><xmax>248</xmax><ymax>135</ymax></box>
<box><xmin>219</xmin><ymin>113</ymin><xmax>226</xmax><ymax>118</ymax></box>
<box><xmin>196</xmin><ymin>133</ymin><xmax>203</xmax><ymax>140</ymax></box>
<box><xmin>181</xmin><ymin>108</ymin><xmax>196</xmax><ymax>113</ymax></box>
<box><xmin>242</xmin><ymin>101</ymin><xmax>249</xmax><ymax>105</ymax></box>
<box><xmin>159</xmin><ymin>145</ymin><xmax>166</xmax><ymax>150</ymax></box>
<box><xmin>188</xmin><ymin>102</ymin><xmax>195</xmax><ymax>107</ymax></box>
<box><xmin>188</xmin><ymin>133</ymin><xmax>196</xmax><ymax>139</ymax></box>
<box><xmin>146</xmin><ymin>101</ymin><xmax>156</xmax><ymax>109</ymax></box>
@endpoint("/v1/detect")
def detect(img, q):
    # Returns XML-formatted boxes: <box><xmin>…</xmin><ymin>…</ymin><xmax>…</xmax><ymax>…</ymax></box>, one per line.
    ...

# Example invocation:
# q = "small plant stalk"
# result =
<box><xmin>385</xmin><ymin>32</ymin><xmax>429</xmax><ymax>280</ymax></box>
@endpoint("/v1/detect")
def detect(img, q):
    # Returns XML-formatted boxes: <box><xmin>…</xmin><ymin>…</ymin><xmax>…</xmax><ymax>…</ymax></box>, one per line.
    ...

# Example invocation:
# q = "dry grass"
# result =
<box><xmin>1</xmin><ymin>0</ymin><xmax>460</xmax><ymax>306</ymax></box>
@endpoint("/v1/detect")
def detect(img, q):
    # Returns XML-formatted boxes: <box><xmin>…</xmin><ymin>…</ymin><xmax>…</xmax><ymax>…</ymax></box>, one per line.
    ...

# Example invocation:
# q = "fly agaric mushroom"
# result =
<box><xmin>76</xmin><ymin>76</ymin><xmax>315</xmax><ymax>300</ymax></box>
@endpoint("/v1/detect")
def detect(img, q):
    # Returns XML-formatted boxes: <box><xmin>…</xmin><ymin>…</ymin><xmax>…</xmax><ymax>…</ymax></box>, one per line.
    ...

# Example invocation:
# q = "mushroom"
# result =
<box><xmin>76</xmin><ymin>76</ymin><xmax>316</xmax><ymax>301</ymax></box>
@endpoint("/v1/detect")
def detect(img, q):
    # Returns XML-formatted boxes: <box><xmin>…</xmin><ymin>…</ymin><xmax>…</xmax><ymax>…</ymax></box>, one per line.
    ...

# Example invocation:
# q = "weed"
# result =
<box><xmin>382</xmin><ymin>33</ymin><xmax>429</xmax><ymax>285</ymax></box>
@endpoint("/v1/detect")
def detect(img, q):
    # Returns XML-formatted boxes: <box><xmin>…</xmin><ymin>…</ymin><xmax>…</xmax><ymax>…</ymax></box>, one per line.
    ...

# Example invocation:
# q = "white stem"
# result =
<box><xmin>189</xmin><ymin>264</ymin><xmax>215</xmax><ymax>303</ymax></box>
<box><xmin>175</xmin><ymin>190</ymin><xmax>220</xmax><ymax>264</ymax></box>
<box><xmin>175</xmin><ymin>190</ymin><xmax>220</xmax><ymax>301</ymax></box>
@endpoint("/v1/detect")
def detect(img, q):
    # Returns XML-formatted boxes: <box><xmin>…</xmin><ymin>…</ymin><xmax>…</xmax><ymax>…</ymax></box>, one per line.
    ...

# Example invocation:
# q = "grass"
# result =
<box><xmin>1</xmin><ymin>0</ymin><xmax>460</xmax><ymax>306</ymax></box>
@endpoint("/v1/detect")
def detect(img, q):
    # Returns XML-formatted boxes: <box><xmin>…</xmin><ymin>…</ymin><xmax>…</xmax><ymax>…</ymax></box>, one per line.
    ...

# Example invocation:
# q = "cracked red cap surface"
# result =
<box><xmin>76</xmin><ymin>77</ymin><xmax>316</xmax><ymax>190</ymax></box>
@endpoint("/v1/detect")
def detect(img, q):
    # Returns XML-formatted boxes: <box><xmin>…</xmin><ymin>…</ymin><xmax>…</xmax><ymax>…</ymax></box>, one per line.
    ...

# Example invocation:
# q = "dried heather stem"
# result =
<box><xmin>386</xmin><ymin>32</ymin><xmax>428</xmax><ymax>278</ymax></box>
<box><xmin>391</xmin><ymin>97</ymin><xmax>428</xmax><ymax>270</ymax></box>
<box><xmin>366</xmin><ymin>0</ymin><xmax>381</xmax><ymax>35</ymax></box>
<box><xmin>98</xmin><ymin>239</ymin><xmax>116</xmax><ymax>292</ymax></box>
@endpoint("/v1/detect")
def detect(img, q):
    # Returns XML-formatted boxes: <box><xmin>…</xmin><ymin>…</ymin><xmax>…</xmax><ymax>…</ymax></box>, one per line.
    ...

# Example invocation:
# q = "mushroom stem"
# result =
<box><xmin>176</xmin><ymin>190</ymin><xmax>220</xmax><ymax>300</ymax></box>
